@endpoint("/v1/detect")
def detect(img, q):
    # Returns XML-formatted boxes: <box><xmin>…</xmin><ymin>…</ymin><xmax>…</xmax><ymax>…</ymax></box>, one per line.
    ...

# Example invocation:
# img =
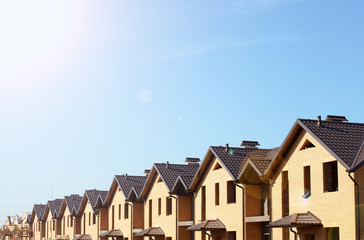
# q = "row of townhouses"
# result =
<box><xmin>1</xmin><ymin>115</ymin><xmax>363</xmax><ymax>240</ymax></box>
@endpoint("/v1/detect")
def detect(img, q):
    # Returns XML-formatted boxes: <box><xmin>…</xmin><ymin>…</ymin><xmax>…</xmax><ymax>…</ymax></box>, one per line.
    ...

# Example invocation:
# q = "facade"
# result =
<box><xmin>43</xmin><ymin>199</ymin><xmax>63</xmax><ymax>240</ymax></box>
<box><xmin>57</xmin><ymin>195</ymin><xmax>83</xmax><ymax>240</ymax></box>
<box><xmin>3</xmin><ymin>115</ymin><xmax>364</xmax><ymax>240</ymax></box>
<box><xmin>103</xmin><ymin>174</ymin><xmax>147</xmax><ymax>240</ymax></box>
<box><xmin>264</xmin><ymin>115</ymin><xmax>364</xmax><ymax>240</ymax></box>
<box><xmin>136</xmin><ymin>160</ymin><xmax>199</xmax><ymax>240</ymax></box>
<box><xmin>188</xmin><ymin>142</ymin><xmax>275</xmax><ymax>240</ymax></box>
<box><xmin>77</xmin><ymin>190</ymin><xmax>108</xmax><ymax>240</ymax></box>
<box><xmin>30</xmin><ymin>204</ymin><xmax>46</xmax><ymax>240</ymax></box>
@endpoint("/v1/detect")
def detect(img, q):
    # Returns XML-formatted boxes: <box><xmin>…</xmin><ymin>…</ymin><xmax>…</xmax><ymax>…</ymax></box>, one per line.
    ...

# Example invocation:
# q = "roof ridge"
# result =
<box><xmin>299</xmin><ymin>118</ymin><xmax>364</xmax><ymax>126</ymax></box>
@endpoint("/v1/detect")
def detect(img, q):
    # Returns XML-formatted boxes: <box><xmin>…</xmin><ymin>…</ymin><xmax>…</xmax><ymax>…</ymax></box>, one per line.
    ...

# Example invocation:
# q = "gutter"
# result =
<box><xmin>348</xmin><ymin>171</ymin><xmax>361</xmax><ymax>240</ymax></box>
<box><xmin>235</xmin><ymin>182</ymin><xmax>245</xmax><ymax>240</ymax></box>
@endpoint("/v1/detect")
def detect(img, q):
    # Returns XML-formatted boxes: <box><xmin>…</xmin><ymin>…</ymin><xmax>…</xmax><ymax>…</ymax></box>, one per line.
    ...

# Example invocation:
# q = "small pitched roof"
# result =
<box><xmin>190</xmin><ymin>145</ymin><xmax>276</xmax><ymax>191</ymax></box>
<box><xmin>187</xmin><ymin>219</ymin><xmax>226</xmax><ymax>232</ymax></box>
<box><xmin>99</xmin><ymin>229</ymin><xmax>123</xmax><ymax>237</ymax></box>
<box><xmin>134</xmin><ymin>227</ymin><xmax>165</xmax><ymax>237</ymax></box>
<box><xmin>139</xmin><ymin>162</ymin><xmax>199</xmax><ymax>200</ymax></box>
<box><xmin>73</xmin><ymin>234</ymin><xmax>92</xmax><ymax>240</ymax></box>
<box><xmin>265</xmin><ymin>116</ymin><xmax>364</xmax><ymax>178</ymax></box>
<box><xmin>268</xmin><ymin>211</ymin><xmax>322</xmax><ymax>228</ymax></box>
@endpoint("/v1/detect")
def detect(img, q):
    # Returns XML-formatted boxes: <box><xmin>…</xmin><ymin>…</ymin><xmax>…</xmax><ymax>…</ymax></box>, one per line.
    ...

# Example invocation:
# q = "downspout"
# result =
<box><xmin>205</xmin><ymin>232</ymin><xmax>211</xmax><ymax>240</ymax></box>
<box><xmin>290</xmin><ymin>228</ymin><xmax>297</xmax><ymax>240</ymax></box>
<box><xmin>348</xmin><ymin>171</ymin><xmax>360</xmax><ymax>240</ymax></box>
<box><xmin>191</xmin><ymin>193</ymin><xmax>195</xmax><ymax>240</ymax></box>
<box><xmin>125</xmin><ymin>201</ymin><xmax>133</xmax><ymax>240</ymax></box>
<box><xmin>235</xmin><ymin>182</ymin><xmax>245</xmax><ymax>240</ymax></box>
<box><xmin>96</xmin><ymin>212</ymin><xmax>99</xmax><ymax>240</ymax></box>
<box><xmin>168</xmin><ymin>194</ymin><xmax>178</xmax><ymax>240</ymax></box>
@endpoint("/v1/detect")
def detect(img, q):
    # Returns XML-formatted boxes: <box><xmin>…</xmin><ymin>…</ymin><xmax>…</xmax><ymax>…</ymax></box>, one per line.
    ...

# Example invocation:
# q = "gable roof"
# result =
<box><xmin>104</xmin><ymin>175</ymin><xmax>147</xmax><ymax>206</ymax></box>
<box><xmin>58</xmin><ymin>195</ymin><xmax>82</xmax><ymax>218</ymax></box>
<box><xmin>30</xmin><ymin>204</ymin><xmax>46</xmax><ymax>223</ymax></box>
<box><xmin>78</xmin><ymin>189</ymin><xmax>108</xmax><ymax>215</ymax></box>
<box><xmin>139</xmin><ymin>163</ymin><xmax>199</xmax><ymax>200</ymax></box>
<box><xmin>189</xmin><ymin>145</ymin><xmax>276</xmax><ymax>191</ymax></box>
<box><xmin>265</xmin><ymin>117</ymin><xmax>364</xmax><ymax>178</ymax></box>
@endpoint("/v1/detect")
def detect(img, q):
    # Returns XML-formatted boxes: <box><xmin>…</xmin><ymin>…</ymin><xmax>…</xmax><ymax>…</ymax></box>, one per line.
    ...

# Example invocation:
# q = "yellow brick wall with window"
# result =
<box><xmin>270</xmin><ymin>130</ymin><xmax>356</xmax><ymax>240</ymax></box>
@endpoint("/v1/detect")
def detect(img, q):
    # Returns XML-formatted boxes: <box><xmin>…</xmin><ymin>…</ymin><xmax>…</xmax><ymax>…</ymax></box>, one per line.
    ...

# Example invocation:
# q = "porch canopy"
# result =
<box><xmin>55</xmin><ymin>235</ymin><xmax>70</xmax><ymax>240</ymax></box>
<box><xmin>186</xmin><ymin>219</ymin><xmax>226</xmax><ymax>232</ymax></box>
<box><xmin>99</xmin><ymin>229</ymin><xmax>123</xmax><ymax>238</ymax></box>
<box><xmin>268</xmin><ymin>211</ymin><xmax>322</xmax><ymax>228</ymax></box>
<box><xmin>73</xmin><ymin>234</ymin><xmax>92</xmax><ymax>240</ymax></box>
<box><xmin>134</xmin><ymin>227</ymin><xmax>165</xmax><ymax>237</ymax></box>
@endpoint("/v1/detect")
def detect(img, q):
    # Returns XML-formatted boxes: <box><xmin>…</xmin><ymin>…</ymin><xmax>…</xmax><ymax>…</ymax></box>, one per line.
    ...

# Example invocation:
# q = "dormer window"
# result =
<box><xmin>213</xmin><ymin>162</ymin><xmax>222</xmax><ymax>170</ymax></box>
<box><xmin>299</xmin><ymin>140</ymin><xmax>315</xmax><ymax>151</ymax></box>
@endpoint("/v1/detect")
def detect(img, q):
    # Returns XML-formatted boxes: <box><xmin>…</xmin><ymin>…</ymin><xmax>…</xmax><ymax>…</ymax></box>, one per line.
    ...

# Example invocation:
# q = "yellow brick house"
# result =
<box><xmin>102</xmin><ymin>174</ymin><xmax>147</xmax><ymax>240</ymax></box>
<box><xmin>30</xmin><ymin>204</ymin><xmax>46</xmax><ymax>240</ymax></box>
<box><xmin>57</xmin><ymin>195</ymin><xmax>83</xmax><ymax>239</ymax></box>
<box><xmin>188</xmin><ymin>142</ymin><xmax>275</xmax><ymax>240</ymax></box>
<box><xmin>43</xmin><ymin>199</ymin><xmax>63</xmax><ymax>240</ymax></box>
<box><xmin>136</xmin><ymin>159</ymin><xmax>200</xmax><ymax>240</ymax></box>
<box><xmin>264</xmin><ymin>115</ymin><xmax>364</xmax><ymax>240</ymax></box>
<box><xmin>77</xmin><ymin>190</ymin><xmax>108</xmax><ymax>240</ymax></box>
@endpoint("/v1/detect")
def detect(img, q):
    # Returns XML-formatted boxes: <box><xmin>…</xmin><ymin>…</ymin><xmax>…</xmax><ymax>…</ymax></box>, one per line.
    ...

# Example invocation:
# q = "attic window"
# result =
<box><xmin>157</xmin><ymin>176</ymin><xmax>163</xmax><ymax>183</ymax></box>
<box><xmin>299</xmin><ymin>140</ymin><xmax>315</xmax><ymax>151</ymax></box>
<box><xmin>213</xmin><ymin>162</ymin><xmax>222</xmax><ymax>170</ymax></box>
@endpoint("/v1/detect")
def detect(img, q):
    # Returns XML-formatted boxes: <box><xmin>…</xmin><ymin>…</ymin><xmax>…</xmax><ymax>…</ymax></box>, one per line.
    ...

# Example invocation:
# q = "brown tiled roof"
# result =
<box><xmin>268</xmin><ymin>211</ymin><xmax>322</xmax><ymax>228</ymax></box>
<box><xmin>134</xmin><ymin>227</ymin><xmax>165</xmax><ymax>237</ymax></box>
<box><xmin>34</xmin><ymin>204</ymin><xmax>46</xmax><ymax>220</ymax></box>
<box><xmin>115</xmin><ymin>175</ymin><xmax>147</xmax><ymax>198</ymax></box>
<box><xmin>64</xmin><ymin>195</ymin><xmax>82</xmax><ymax>214</ymax></box>
<box><xmin>85</xmin><ymin>190</ymin><xmax>108</xmax><ymax>208</ymax></box>
<box><xmin>298</xmin><ymin>119</ymin><xmax>364</xmax><ymax>170</ymax></box>
<box><xmin>154</xmin><ymin>163</ymin><xmax>199</xmax><ymax>192</ymax></box>
<box><xmin>73</xmin><ymin>234</ymin><xmax>92</xmax><ymax>240</ymax></box>
<box><xmin>99</xmin><ymin>230</ymin><xmax>123</xmax><ymax>237</ymax></box>
<box><xmin>210</xmin><ymin>146</ymin><xmax>276</xmax><ymax>180</ymax></box>
<box><xmin>56</xmin><ymin>235</ymin><xmax>70</xmax><ymax>240</ymax></box>
<box><xmin>187</xmin><ymin>219</ymin><xmax>226</xmax><ymax>231</ymax></box>
<box><xmin>48</xmin><ymin>199</ymin><xmax>63</xmax><ymax>218</ymax></box>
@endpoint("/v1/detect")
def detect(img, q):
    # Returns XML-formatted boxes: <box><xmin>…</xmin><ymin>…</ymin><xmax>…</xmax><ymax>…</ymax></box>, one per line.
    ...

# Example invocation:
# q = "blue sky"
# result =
<box><xmin>1</xmin><ymin>0</ymin><xmax>364</xmax><ymax>224</ymax></box>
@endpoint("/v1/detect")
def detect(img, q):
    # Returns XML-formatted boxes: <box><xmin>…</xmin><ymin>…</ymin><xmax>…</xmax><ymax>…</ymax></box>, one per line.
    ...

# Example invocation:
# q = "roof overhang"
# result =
<box><xmin>268</xmin><ymin>211</ymin><xmax>322</xmax><ymax>228</ymax></box>
<box><xmin>186</xmin><ymin>218</ymin><xmax>226</xmax><ymax>232</ymax></box>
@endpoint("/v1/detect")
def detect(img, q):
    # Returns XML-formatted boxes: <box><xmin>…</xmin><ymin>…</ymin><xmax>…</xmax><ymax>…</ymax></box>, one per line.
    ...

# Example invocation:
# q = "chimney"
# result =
<box><xmin>166</xmin><ymin>161</ymin><xmax>169</xmax><ymax>168</ymax></box>
<box><xmin>185</xmin><ymin>157</ymin><xmax>200</xmax><ymax>166</ymax></box>
<box><xmin>317</xmin><ymin>116</ymin><xmax>321</xmax><ymax>126</ymax></box>
<box><xmin>124</xmin><ymin>173</ymin><xmax>128</xmax><ymax>179</ymax></box>
<box><xmin>225</xmin><ymin>143</ymin><xmax>229</xmax><ymax>152</ymax></box>
<box><xmin>325</xmin><ymin>115</ymin><xmax>348</xmax><ymax>122</ymax></box>
<box><xmin>240</xmin><ymin>141</ymin><xmax>260</xmax><ymax>149</ymax></box>
<box><xmin>144</xmin><ymin>169</ymin><xmax>151</xmax><ymax>177</ymax></box>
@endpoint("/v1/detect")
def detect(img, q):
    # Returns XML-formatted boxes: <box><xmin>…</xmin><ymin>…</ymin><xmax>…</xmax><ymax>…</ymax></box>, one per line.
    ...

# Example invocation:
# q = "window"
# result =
<box><xmin>227</xmin><ymin>231</ymin><xmax>236</xmax><ymax>240</ymax></box>
<box><xmin>323</xmin><ymin>161</ymin><xmax>338</xmax><ymax>192</ymax></box>
<box><xmin>67</xmin><ymin>216</ymin><xmax>69</xmax><ymax>227</ymax></box>
<box><xmin>215</xmin><ymin>183</ymin><xmax>220</xmax><ymax>205</ymax></box>
<box><xmin>70</xmin><ymin>217</ymin><xmax>73</xmax><ymax>227</ymax></box>
<box><xmin>166</xmin><ymin>238</ymin><xmax>172</xmax><ymax>240</ymax></box>
<box><xmin>300</xmin><ymin>139</ymin><xmax>315</xmax><ymax>150</ymax></box>
<box><xmin>112</xmin><ymin>205</ymin><xmax>115</xmax><ymax>229</ymax></box>
<box><xmin>124</xmin><ymin>203</ymin><xmax>129</xmax><ymax>219</ymax></box>
<box><xmin>325</xmin><ymin>227</ymin><xmax>339</xmax><ymax>240</ymax></box>
<box><xmin>227</xmin><ymin>181</ymin><xmax>236</xmax><ymax>203</ymax></box>
<box><xmin>158</xmin><ymin>198</ymin><xmax>161</xmax><ymax>216</ymax></box>
<box><xmin>118</xmin><ymin>204</ymin><xmax>121</xmax><ymax>220</ymax></box>
<box><xmin>83</xmin><ymin>213</ymin><xmax>85</xmax><ymax>234</ymax></box>
<box><xmin>201</xmin><ymin>186</ymin><xmax>206</xmax><ymax>221</ymax></box>
<box><xmin>166</xmin><ymin>197</ymin><xmax>172</xmax><ymax>216</ymax></box>
<box><xmin>303</xmin><ymin>166</ymin><xmax>311</xmax><ymax>198</ymax></box>
<box><xmin>213</xmin><ymin>162</ymin><xmax>222</xmax><ymax>170</ymax></box>
<box><xmin>305</xmin><ymin>234</ymin><xmax>315</xmax><ymax>240</ymax></box>
<box><xmin>63</xmin><ymin>216</ymin><xmax>66</xmax><ymax>235</ymax></box>
<box><xmin>149</xmin><ymin>200</ymin><xmax>152</xmax><ymax>227</ymax></box>
<box><xmin>93</xmin><ymin>213</ymin><xmax>96</xmax><ymax>225</ymax></box>
<box><xmin>53</xmin><ymin>221</ymin><xmax>55</xmax><ymax>231</ymax></box>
